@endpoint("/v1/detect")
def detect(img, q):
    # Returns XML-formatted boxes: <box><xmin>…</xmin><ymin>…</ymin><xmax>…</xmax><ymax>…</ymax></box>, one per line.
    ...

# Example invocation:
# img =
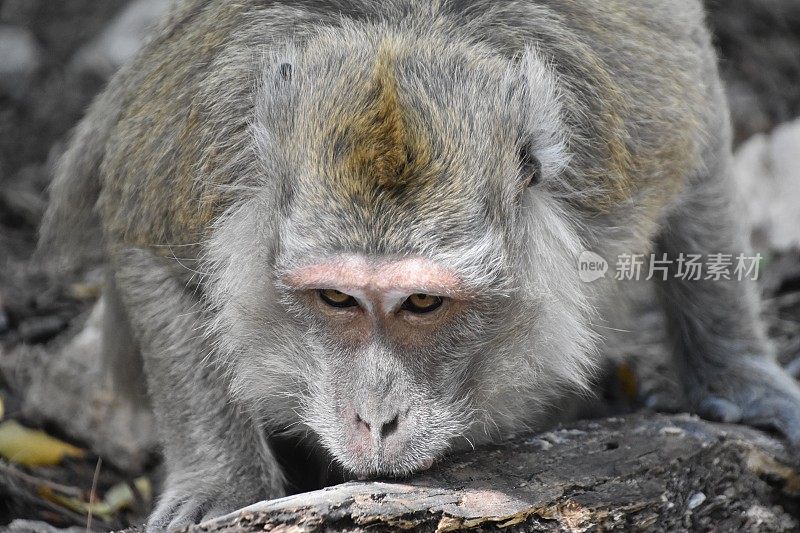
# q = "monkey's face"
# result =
<box><xmin>208</xmin><ymin>32</ymin><xmax>596</xmax><ymax>477</ymax></box>
<box><xmin>276</xmin><ymin>253</ymin><xmax>501</xmax><ymax>476</ymax></box>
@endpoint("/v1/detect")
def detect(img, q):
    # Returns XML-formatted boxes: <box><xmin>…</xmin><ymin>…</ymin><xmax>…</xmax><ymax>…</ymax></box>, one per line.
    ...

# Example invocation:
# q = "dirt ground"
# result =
<box><xmin>1</xmin><ymin>0</ymin><xmax>799</xmax><ymax>530</ymax></box>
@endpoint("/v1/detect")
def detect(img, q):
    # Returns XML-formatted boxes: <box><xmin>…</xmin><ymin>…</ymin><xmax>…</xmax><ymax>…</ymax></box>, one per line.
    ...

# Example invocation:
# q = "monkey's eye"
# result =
<box><xmin>518</xmin><ymin>145</ymin><xmax>541</xmax><ymax>187</ymax></box>
<box><xmin>318</xmin><ymin>289</ymin><xmax>358</xmax><ymax>308</ymax></box>
<box><xmin>401</xmin><ymin>294</ymin><xmax>443</xmax><ymax>314</ymax></box>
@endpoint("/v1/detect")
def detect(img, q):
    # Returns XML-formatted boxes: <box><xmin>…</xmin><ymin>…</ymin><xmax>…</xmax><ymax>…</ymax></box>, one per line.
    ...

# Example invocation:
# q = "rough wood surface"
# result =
<box><xmin>167</xmin><ymin>414</ymin><xmax>800</xmax><ymax>533</ymax></box>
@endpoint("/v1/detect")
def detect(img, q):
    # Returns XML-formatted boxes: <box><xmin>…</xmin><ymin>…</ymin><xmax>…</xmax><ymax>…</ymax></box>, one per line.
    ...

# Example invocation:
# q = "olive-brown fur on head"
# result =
<box><xmin>255</xmin><ymin>27</ymin><xmax>574</xmax><ymax>264</ymax></box>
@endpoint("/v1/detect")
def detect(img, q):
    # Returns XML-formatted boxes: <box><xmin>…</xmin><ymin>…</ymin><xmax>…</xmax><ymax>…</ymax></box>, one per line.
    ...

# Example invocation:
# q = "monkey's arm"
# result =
<box><xmin>655</xmin><ymin>142</ymin><xmax>800</xmax><ymax>446</ymax></box>
<box><xmin>110</xmin><ymin>246</ymin><xmax>286</xmax><ymax>530</ymax></box>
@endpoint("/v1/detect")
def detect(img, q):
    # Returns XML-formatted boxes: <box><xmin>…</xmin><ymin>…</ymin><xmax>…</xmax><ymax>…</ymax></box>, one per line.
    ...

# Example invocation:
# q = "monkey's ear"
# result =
<box><xmin>518</xmin><ymin>144</ymin><xmax>541</xmax><ymax>187</ymax></box>
<box><xmin>279</xmin><ymin>62</ymin><xmax>293</xmax><ymax>81</ymax></box>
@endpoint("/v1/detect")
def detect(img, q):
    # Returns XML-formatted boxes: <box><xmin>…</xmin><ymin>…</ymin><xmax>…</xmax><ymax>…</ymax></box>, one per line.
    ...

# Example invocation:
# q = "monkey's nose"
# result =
<box><xmin>353</xmin><ymin>407</ymin><xmax>404</xmax><ymax>444</ymax></box>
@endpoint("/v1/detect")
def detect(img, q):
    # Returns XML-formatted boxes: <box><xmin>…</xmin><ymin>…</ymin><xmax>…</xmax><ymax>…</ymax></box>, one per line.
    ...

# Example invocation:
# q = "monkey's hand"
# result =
<box><xmin>147</xmin><ymin>468</ymin><xmax>281</xmax><ymax>531</ymax></box>
<box><xmin>148</xmin><ymin>482</ymin><xmax>227</xmax><ymax>531</ymax></box>
<box><xmin>689</xmin><ymin>357</ymin><xmax>800</xmax><ymax>446</ymax></box>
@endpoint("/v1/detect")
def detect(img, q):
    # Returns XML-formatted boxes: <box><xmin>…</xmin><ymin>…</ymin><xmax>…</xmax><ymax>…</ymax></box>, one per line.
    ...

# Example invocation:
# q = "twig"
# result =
<box><xmin>86</xmin><ymin>457</ymin><xmax>102</xmax><ymax>533</ymax></box>
<box><xmin>0</xmin><ymin>459</ymin><xmax>83</xmax><ymax>497</ymax></box>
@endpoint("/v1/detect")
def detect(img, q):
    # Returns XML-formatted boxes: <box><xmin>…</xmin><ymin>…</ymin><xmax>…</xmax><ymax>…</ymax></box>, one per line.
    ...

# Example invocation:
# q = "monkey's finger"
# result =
<box><xmin>147</xmin><ymin>496</ymin><xmax>205</xmax><ymax>531</ymax></box>
<box><xmin>696</xmin><ymin>396</ymin><xmax>743</xmax><ymax>424</ymax></box>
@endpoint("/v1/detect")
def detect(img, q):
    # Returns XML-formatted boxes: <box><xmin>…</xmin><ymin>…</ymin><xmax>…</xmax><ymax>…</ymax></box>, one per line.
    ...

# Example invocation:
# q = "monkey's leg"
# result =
<box><xmin>655</xmin><ymin>159</ymin><xmax>800</xmax><ymax>446</ymax></box>
<box><xmin>102</xmin><ymin>267</ymin><xmax>148</xmax><ymax>406</ymax></box>
<box><xmin>111</xmin><ymin>246</ymin><xmax>285</xmax><ymax>530</ymax></box>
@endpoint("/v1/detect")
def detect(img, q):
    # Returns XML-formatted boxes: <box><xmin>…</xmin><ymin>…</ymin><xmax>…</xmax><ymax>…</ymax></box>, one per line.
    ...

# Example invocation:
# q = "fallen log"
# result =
<box><xmin>174</xmin><ymin>413</ymin><xmax>800</xmax><ymax>533</ymax></box>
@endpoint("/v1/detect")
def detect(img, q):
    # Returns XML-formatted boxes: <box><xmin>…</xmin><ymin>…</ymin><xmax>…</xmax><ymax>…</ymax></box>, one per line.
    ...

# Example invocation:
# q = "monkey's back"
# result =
<box><xmin>44</xmin><ymin>0</ymin><xmax>721</xmax><ymax>255</ymax></box>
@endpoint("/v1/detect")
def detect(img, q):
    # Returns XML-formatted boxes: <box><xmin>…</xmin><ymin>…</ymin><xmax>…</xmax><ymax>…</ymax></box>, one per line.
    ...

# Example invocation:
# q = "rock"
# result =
<box><xmin>3</xmin><ymin>519</ymin><xmax>85</xmax><ymax>533</ymax></box>
<box><xmin>69</xmin><ymin>0</ymin><xmax>172</xmax><ymax>78</ymax></box>
<box><xmin>153</xmin><ymin>414</ymin><xmax>799</xmax><ymax>533</ymax></box>
<box><xmin>0</xmin><ymin>186</ymin><xmax>46</xmax><ymax>228</ymax></box>
<box><xmin>0</xmin><ymin>25</ymin><xmax>43</xmax><ymax>98</ymax></box>
<box><xmin>17</xmin><ymin>315</ymin><xmax>67</xmax><ymax>344</ymax></box>
<box><xmin>0</xmin><ymin>165</ymin><xmax>49</xmax><ymax>228</ymax></box>
<box><xmin>0</xmin><ymin>299</ymin><xmax>157</xmax><ymax>472</ymax></box>
<box><xmin>733</xmin><ymin>118</ymin><xmax>800</xmax><ymax>252</ymax></box>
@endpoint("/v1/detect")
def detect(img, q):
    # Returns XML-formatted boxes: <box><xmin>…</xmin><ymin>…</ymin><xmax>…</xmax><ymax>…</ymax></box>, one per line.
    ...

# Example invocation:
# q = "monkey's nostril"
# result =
<box><xmin>355</xmin><ymin>412</ymin><xmax>371</xmax><ymax>433</ymax></box>
<box><xmin>353</xmin><ymin>408</ymin><xmax>405</xmax><ymax>443</ymax></box>
<box><xmin>380</xmin><ymin>413</ymin><xmax>400</xmax><ymax>438</ymax></box>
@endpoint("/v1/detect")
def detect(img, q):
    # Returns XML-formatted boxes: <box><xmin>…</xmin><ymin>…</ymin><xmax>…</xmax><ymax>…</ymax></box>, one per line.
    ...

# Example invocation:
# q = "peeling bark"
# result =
<box><xmin>171</xmin><ymin>414</ymin><xmax>800</xmax><ymax>533</ymax></box>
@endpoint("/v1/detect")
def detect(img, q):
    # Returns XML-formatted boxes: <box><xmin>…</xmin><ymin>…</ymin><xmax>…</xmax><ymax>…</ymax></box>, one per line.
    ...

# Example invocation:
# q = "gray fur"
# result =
<box><xmin>39</xmin><ymin>0</ymin><xmax>800</xmax><ymax>529</ymax></box>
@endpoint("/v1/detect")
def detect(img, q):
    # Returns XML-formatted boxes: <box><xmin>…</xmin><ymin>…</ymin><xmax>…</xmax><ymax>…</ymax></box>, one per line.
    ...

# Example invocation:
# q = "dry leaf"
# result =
<box><xmin>39</xmin><ymin>477</ymin><xmax>152</xmax><ymax>521</ymax></box>
<box><xmin>0</xmin><ymin>420</ymin><xmax>85</xmax><ymax>466</ymax></box>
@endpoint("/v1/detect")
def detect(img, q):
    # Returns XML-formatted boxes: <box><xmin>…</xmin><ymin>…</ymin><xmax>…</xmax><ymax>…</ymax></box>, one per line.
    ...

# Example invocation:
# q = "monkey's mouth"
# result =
<box><xmin>342</xmin><ymin>449</ymin><xmax>440</xmax><ymax>480</ymax></box>
<box><xmin>348</xmin><ymin>459</ymin><xmax>436</xmax><ymax>481</ymax></box>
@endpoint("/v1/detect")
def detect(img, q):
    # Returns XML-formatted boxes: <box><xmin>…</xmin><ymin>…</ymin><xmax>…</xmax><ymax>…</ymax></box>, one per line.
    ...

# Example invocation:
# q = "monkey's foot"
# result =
<box><xmin>689</xmin><ymin>358</ymin><xmax>800</xmax><ymax>446</ymax></box>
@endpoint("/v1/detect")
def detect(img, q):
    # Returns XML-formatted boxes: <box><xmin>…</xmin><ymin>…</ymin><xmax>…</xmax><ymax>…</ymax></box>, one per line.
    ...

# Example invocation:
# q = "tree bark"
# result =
<box><xmin>170</xmin><ymin>414</ymin><xmax>800</xmax><ymax>533</ymax></box>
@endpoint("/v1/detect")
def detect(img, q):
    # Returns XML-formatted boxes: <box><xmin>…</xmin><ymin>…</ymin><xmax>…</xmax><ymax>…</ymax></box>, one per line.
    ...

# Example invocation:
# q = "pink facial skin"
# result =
<box><xmin>281</xmin><ymin>255</ymin><xmax>468</xmax><ymax>347</ymax></box>
<box><xmin>282</xmin><ymin>255</ymin><xmax>465</xmax><ymax>315</ymax></box>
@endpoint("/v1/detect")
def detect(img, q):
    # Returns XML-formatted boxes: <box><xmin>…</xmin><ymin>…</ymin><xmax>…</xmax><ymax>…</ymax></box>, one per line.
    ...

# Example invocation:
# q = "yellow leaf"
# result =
<box><xmin>0</xmin><ymin>420</ymin><xmax>85</xmax><ymax>466</ymax></box>
<box><xmin>103</xmin><ymin>482</ymin><xmax>135</xmax><ymax>513</ymax></box>
<box><xmin>39</xmin><ymin>478</ymin><xmax>153</xmax><ymax>520</ymax></box>
<box><xmin>39</xmin><ymin>486</ymin><xmax>113</xmax><ymax>520</ymax></box>
<box><xmin>103</xmin><ymin>477</ymin><xmax>152</xmax><ymax>512</ymax></box>
<box><xmin>134</xmin><ymin>476</ymin><xmax>152</xmax><ymax>503</ymax></box>
<box><xmin>0</xmin><ymin>395</ymin><xmax>4</xmax><ymax>420</ymax></box>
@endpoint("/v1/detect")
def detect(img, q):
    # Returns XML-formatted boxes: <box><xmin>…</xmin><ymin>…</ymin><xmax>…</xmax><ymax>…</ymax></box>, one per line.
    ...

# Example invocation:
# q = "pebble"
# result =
<box><xmin>659</xmin><ymin>426</ymin><xmax>685</xmax><ymax>437</ymax></box>
<box><xmin>525</xmin><ymin>438</ymin><xmax>553</xmax><ymax>450</ymax></box>
<box><xmin>687</xmin><ymin>491</ymin><xmax>706</xmax><ymax>510</ymax></box>
<box><xmin>540</xmin><ymin>428</ymin><xmax>587</xmax><ymax>444</ymax></box>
